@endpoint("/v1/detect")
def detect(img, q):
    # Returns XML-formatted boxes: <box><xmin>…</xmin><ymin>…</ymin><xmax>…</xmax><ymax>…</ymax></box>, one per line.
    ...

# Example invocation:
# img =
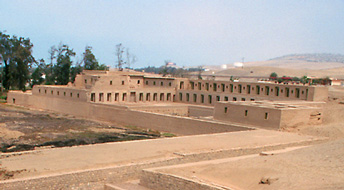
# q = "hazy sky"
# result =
<box><xmin>1</xmin><ymin>0</ymin><xmax>343</xmax><ymax>68</ymax></box>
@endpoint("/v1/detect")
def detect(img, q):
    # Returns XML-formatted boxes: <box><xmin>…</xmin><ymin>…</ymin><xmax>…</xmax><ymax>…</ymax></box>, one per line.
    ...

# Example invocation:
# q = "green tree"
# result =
<box><xmin>0</xmin><ymin>32</ymin><xmax>35</xmax><ymax>91</ymax></box>
<box><xmin>31</xmin><ymin>59</ymin><xmax>45</xmax><ymax>87</ymax></box>
<box><xmin>83</xmin><ymin>46</ymin><xmax>99</xmax><ymax>70</ymax></box>
<box><xmin>292</xmin><ymin>77</ymin><xmax>300</xmax><ymax>81</ymax></box>
<box><xmin>54</xmin><ymin>44</ymin><xmax>75</xmax><ymax>85</ymax></box>
<box><xmin>277</xmin><ymin>78</ymin><xmax>283</xmax><ymax>83</ymax></box>
<box><xmin>300</xmin><ymin>76</ymin><xmax>308</xmax><ymax>84</ymax></box>
<box><xmin>0</xmin><ymin>32</ymin><xmax>12</xmax><ymax>90</ymax></box>
<box><xmin>70</xmin><ymin>62</ymin><xmax>83</xmax><ymax>83</ymax></box>
<box><xmin>97</xmin><ymin>64</ymin><xmax>108</xmax><ymax>70</ymax></box>
<box><xmin>82</xmin><ymin>46</ymin><xmax>107</xmax><ymax>71</ymax></box>
<box><xmin>270</xmin><ymin>72</ymin><xmax>278</xmax><ymax>78</ymax></box>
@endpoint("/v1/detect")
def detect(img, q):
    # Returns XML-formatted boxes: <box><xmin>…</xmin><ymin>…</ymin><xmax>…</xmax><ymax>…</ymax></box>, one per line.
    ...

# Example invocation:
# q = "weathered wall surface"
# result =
<box><xmin>7</xmin><ymin>91</ymin><xmax>32</xmax><ymax>106</ymax></box>
<box><xmin>213</xmin><ymin>101</ymin><xmax>323</xmax><ymax>130</ymax></box>
<box><xmin>280</xmin><ymin>108</ymin><xmax>323</xmax><ymax>129</ymax></box>
<box><xmin>188</xmin><ymin>106</ymin><xmax>214</xmax><ymax>117</ymax></box>
<box><xmin>130</xmin><ymin>105</ymin><xmax>189</xmax><ymax>116</ymax></box>
<box><xmin>309</xmin><ymin>86</ymin><xmax>329</xmax><ymax>101</ymax></box>
<box><xmin>7</xmin><ymin>91</ymin><xmax>250</xmax><ymax>135</ymax></box>
<box><xmin>214</xmin><ymin>102</ymin><xmax>282</xmax><ymax>130</ymax></box>
<box><xmin>140</xmin><ymin>170</ymin><xmax>224</xmax><ymax>190</ymax></box>
<box><xmin>176</xmin><ymin>81</ymin><xmax>329</xmax><ymax>106</ymax></box>
<box><xmin>32</xmin><ymin>86</ymin><xmax>89</xmax><ymax>102</ymax></box>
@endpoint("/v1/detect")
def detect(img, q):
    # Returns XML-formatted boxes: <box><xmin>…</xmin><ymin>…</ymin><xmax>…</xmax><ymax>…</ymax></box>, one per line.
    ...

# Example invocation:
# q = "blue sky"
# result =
<box><xmin>1</xmin><ymin>0</ymin><xmax>343</xmax><ymax>68</ymax></box>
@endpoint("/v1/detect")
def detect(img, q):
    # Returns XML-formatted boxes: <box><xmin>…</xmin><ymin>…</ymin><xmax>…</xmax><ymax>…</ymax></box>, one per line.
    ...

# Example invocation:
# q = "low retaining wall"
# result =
<box><xmin>140</xmin><ymin>170</ymin><xmax>228</xmax><ymax>190</ymax></box>
<box><xmin>7</xmin><ymin>91</ymin><xmax>251</xmax><ymax>135</ymax></box>
<box><xmin>188</xmin><ymin>105</ymin><xmax>214</xmax><ymax>117</ymax></box>
<box><xmin>130</xmin><ymin>105</ymin><xmax>189</xmax><ymax>116</ymax></box>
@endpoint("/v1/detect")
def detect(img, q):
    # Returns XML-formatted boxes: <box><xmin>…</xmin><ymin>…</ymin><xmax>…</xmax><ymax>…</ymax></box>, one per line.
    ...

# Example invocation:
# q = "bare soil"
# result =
<box><xmin>164</xmin><ymin>139</ymin><xmax>344</xmax><ymax>190</ymax></box>
<box><xmin>0</xmin><ymin>103</ymin><xmax>162</xmax><ymax>153</ymax></box>
<box><xmin>0</xmin><ymin>103</ymin><xmax>166</xmax><ymax>180</ymax></box>
<box><xmin>291</xmin><ymin>86</ymin><xmax>344</xmax><ymax>139</ymax></box>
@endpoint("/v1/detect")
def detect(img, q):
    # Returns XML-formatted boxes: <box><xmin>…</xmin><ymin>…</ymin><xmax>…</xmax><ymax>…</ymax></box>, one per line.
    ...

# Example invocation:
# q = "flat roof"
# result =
<box><xmin>143</xmin><ymin>76</ymin><xmax>176</xmax><ymax>80</ymax></box>
<box><xmin>217</xmin><ymin>100</ymin><xmax>323</xmax><ymax>110</ymax></box>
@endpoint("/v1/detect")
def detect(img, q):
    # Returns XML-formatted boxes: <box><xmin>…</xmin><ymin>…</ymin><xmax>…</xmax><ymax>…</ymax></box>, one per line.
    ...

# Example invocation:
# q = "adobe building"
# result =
<box><xmin>7</xmin><ymin>70</ymin><xmax>328</xmax><ymax>131</ymax></box>
<box><xmin>26</xmin><ymin>70</ymin><xmax>328</xmax><ymax>104</ymax></box>
<box><xmin>177</xmin><ymin>79</ymin><xmax>328</xmax><ymax>105</ymax></box>
<box><xmin>214</xmin><ymin>101</ymin><xmax>324</xmax><ymax>130</ymax></box>
<box><xmin>30</xmin><ymin>70</ymin><xmax>186</xmax><ymax>104</ymax></box>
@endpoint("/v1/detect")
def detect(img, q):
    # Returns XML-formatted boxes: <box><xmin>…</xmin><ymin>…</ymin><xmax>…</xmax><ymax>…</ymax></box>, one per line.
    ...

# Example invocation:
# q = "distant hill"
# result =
<box><xmin>202</xmin><ymin>53</ymin><xmax>344</xmax><ymax>78</ymax></box>
<box><xmin>269</xmin><ymin>53</ymin><xmax>344</xmax><ymax>63</ymax></box>
<box><xmin>238</xmin><ymin>53</ymin><xmax>344</xmax><ymax>70</ymax></box>
<box><xmin>208</xmin><ymin>66</ymin><xmax>344</xmax><ymax>78</ymax></box>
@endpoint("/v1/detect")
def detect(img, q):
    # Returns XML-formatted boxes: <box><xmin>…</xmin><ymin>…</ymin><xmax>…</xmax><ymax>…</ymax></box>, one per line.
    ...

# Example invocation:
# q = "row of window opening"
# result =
<box><xmin>38</xmin><ymin>89</ymin><xmax>80</xmax><ymax>98</ymax></box>
<box><xmin>91</xmin><ymin>92</ymin><xmax>173</xmax><ymax>102</ymax></box>
<box><xmin>179</xmin><ymin>93</ymin><xmax>255</xmax><ymax>104</ymax></box>
<box><xmin>105</xmin><ymin>80</ymin><xmax>173</xmax><ymax>87</ymax></box>
<box><xmin>189</xmin><ymin>83</ymin><xmax>305</xmax><ymax>98</ymax></box>
<box><xmin>224</xmin><ymin>107</ymin><xmax>269</xmax><ymax>119</ymax></box>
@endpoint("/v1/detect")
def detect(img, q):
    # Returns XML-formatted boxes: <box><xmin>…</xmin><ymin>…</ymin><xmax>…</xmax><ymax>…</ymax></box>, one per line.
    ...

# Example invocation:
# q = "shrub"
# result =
<box><xmin>161</xmin><ymin>133</ymin><xmax>176</xmax><ymax>137</ymax></box>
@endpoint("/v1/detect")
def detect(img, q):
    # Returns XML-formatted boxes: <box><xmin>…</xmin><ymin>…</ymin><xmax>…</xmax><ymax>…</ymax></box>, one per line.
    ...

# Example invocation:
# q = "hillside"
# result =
<box><xmin>242</xmin><ymin>53</ymin><xmax>344</xmax><ymax>70</ymax></box>
<box><xmin>270</xmin><ymin>53</ymin><xmax>344</xmax><ymax>63</ymax></box>
<box><xmin>205</xmin><ymin>66</ymin><xmax>344</xmax><ymax>78</ymax></box>
<box><xmin>203</xmin><ymin>53</ymin><xmax>344</xmax><ymax>78</ymax></box>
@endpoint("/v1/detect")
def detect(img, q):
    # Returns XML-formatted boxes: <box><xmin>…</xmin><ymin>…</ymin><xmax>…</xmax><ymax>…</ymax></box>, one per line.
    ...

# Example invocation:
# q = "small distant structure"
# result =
<box><xmin>165</xmin><ymin>62</ymin><xmax>179</xmax><ymax>68</ymax></box>
<box><xmin>329</xmin><ymin>78</ymin><xmax>344</xmax><ymax>86</ymax></box>
<box><xmin>233</xmin><ymin>62</ymin><xmax>244</xmax><ymax>68</ymax></box>
<box><xmin>221</xmin><ymin>64</ymin><xmax>227</xmax><ymax>69</ymax></box>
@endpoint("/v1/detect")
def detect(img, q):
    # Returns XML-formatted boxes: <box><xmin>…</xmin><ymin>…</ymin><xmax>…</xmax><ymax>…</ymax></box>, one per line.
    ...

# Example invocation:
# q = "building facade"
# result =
<box><xmin>26</xmin><ymin>70</ymin><xmax>328</xmax><ymax>107</ymax></box>
<box><xmin>7</xmin><ymin>70</ymin><xmax>328</xmax><ymax>131</ymax></box>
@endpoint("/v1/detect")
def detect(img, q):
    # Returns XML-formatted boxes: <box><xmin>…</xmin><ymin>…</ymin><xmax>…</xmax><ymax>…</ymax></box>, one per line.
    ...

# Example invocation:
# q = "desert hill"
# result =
<box><xmin>243</xmin><ymin>53</ymin><xmax>344</xmax><ymax>70</ymax></box>
<box><xmin>270</xmin><ymin>53</ymin><xmax>344</xmax><ymax>63</ymax></box>
<box><xmin>209</xmin><ymin>66</ymin><xmax>344</xmax><ymax>78</ymax></box>
<box><xmin>204</xmin><ymin>53</ymin><xmax>344</xmax><ymax>78</ymax></box>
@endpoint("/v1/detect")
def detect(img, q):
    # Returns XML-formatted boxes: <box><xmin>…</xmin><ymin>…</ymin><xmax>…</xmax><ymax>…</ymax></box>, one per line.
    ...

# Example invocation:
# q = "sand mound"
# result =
<box><xmin>0</xmin><ymin>123</ymin><xmax>24</xmax><ymax>139</ymax></box>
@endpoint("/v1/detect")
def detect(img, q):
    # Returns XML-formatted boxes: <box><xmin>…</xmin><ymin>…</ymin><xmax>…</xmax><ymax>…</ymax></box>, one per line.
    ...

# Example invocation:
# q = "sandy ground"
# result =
<box><xmin>0</xmin><ymin>129</ymin><xmax>318</xmax><ymax>180</ymax></box>
<box><xmin>160</xmin><ymin>139</ymin><xmax>344</xmax><ymax>190</ymax></box>
<box><xmin>153</xmin><ymin>86</ymin><xmax>344</xmax><ymax>190</ymax></box>
<box><xmin>293</xmin><ymin>86</ymin><xmax>344</xmax><ymax>139</ymax></box>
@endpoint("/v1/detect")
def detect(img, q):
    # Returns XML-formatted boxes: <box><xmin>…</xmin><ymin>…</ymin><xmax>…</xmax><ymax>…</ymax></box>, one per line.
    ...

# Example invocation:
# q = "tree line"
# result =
<box><xmin>135</xmin><ymin>65</ymin><xmax>203</xmax><ymax>78</ymax></box>
<box><xmin>268</xmin><ymin>72</ymin><xmax>332</xmax><ymax>85</ymax></box>
<box><xmin>1</xmin><ymin>31</ymin><xmax>135</xmax><ymax>91</ymax></box>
